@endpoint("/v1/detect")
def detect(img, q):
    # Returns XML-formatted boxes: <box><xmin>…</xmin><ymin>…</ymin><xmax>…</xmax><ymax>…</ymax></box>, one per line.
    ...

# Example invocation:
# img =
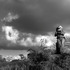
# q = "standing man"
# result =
<box><xmin>55</xmin><ymin>26</ymin><xmax>65</xmax><ymax>54</ymax></box>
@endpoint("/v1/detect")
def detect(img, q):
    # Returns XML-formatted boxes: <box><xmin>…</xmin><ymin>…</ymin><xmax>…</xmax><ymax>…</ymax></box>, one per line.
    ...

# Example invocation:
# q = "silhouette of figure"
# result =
<box><xmin>55</xmin><ymin>26</ymin><xmax>65</xmax><ymax>54</ymax></box>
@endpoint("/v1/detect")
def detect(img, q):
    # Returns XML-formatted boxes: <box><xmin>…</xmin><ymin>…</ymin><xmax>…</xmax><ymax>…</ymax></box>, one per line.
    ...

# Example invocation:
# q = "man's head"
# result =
<box><xmin>56</xmin><ymin>25</ymin><xmax>63</xmax><ymax>31</ymax></box>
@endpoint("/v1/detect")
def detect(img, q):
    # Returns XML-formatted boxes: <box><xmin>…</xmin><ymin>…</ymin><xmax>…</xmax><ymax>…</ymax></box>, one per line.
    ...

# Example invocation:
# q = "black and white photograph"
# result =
<box><xmin>0</xmin><ymin>0</ymin><xmax>70</xmax><ymax>70</ymax></box>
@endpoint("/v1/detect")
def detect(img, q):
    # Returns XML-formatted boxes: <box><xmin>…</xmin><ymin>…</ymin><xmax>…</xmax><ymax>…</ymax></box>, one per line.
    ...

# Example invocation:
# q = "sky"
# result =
<box><xmin>0</xmin><ymin>0</ymin><xmax>70</xmax><ymax>56</ymax></box>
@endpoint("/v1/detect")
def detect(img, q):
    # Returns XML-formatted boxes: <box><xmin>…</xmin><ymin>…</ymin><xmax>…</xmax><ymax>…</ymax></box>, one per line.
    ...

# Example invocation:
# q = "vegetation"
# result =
<box><xmin>0</xmin><ymin>49</ymin><xmax>70</xmax><ymax>70</ymax></box>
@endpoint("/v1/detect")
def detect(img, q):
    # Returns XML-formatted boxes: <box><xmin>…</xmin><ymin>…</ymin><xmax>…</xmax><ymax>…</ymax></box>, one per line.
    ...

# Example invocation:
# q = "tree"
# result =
<box><xmin>28</xmin><ymin>49</ymin><xmax>49</xmax><ymax>65</ymax></box>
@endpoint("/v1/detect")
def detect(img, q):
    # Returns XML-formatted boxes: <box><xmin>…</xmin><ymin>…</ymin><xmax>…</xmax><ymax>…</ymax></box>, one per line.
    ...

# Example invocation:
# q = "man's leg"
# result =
<box><xmin>60</xmin><ymin>38</ymin><xmax>65</xmax><ymax>54</ymax></box>
<box><xmin>56</xmin><ymin>39</ymin><xmax>61</xmax><ymax>54</ymax></box>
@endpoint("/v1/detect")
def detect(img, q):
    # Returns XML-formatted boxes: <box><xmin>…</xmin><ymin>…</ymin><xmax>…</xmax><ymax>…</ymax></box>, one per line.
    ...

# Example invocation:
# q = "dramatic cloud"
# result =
<box><xmin>1</xmin><ymin>12</ymin><xmax>70</xmax><ymax>50</ymax></box>
<box><xmin>1</xmin><ymin>0</ymin><xmax>70</xmax><ymax>34</ymax></box>
<box><xmin>0</xmin><ymin>0</ymin><xmax>70</xmax><ymax>50</ymax></box>
<box><xmin>2</xmin><ymin>25</ymin><xmax>57</xmax><ymax>49</ymax></box>
<box><xmin>2</xmin><ymin>25</ymin><xmax>19</xmax><ymax>43</ymax></box>
<box><xmin>2</xmin><ymin>25</ymin><xmax>70</xmax><ymax>50</ymax></box>
<box><xmin>1</xmin><ymin>12</ymin><xmax>57</xmax><ymax>49</ymax></box>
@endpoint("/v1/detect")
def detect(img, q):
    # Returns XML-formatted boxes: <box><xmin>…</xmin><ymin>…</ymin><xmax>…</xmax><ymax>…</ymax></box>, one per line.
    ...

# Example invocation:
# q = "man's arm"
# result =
<box><xmin>55</xmin><ymin>32</ymin><xmax>57</xmax><ymax>37</ymax></box>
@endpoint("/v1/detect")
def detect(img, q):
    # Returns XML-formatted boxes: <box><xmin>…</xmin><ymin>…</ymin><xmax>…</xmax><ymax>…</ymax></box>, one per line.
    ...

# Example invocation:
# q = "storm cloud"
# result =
<box><xmin>0</xmin><ymin>0</ymin><xmax>70</xmax><ymax>33</ymax></box>
<box><xmin>0</xmin><ymin>0</ymin><xmax>70</xmax><ymax>50</ymax></box>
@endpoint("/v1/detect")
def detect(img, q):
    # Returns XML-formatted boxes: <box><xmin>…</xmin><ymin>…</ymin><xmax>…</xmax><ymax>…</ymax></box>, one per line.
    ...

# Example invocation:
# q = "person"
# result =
<box><xmin>55</xmin><ymin>26</ymin><xmax>65</xmax><ymax>54</ymax></box>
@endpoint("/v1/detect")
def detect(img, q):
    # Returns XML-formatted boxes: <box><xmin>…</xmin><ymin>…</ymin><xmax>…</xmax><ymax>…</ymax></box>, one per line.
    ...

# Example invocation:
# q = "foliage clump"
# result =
<box><xmin>0</xmin><ymin>49</ymin><xmax>70</xmax><ymax>70</ymax></box>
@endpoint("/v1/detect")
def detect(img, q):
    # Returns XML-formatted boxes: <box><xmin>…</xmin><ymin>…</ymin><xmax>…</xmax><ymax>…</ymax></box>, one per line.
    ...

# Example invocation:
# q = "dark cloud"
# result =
<box><xmin>0</xmin><ymin>1</ymin><xmax>69</xmax><ymax>32</ymax></box>
<box><xmin>1</xmin><ymin>0</ymin><xmax>70</xmax><ymax>34</ymax></box>
<box><xmin>10</xmin><ymin>0</ymin><xmax>70</xmax><ymax>34</ymax></box>
<box><xmin>0</xmin><ymin>0</ymin><xmax>70</xmax><ymax>50</ymax></box>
